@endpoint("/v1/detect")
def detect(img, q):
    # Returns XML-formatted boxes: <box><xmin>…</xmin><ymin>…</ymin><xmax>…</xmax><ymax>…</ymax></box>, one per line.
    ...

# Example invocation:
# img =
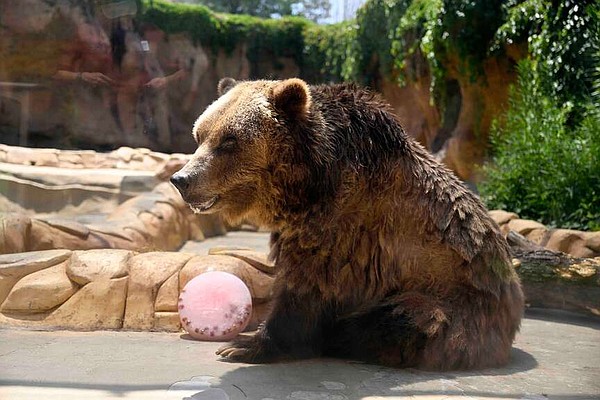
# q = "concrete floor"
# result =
<box><xmin>180</xmin><ymin>231</ymin><xmax>271</xmax><ymax>254</ymax></box>
<box><xmin>0</xmin><ymin>311</ymin><xmax>599</xmax><ymax>400</ymax></box>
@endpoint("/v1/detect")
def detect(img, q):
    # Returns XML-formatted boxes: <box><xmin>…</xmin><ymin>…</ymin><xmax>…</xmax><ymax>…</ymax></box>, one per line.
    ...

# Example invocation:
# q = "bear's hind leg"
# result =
<box><xmin>323</xmin><ymin>304</ymin><xmax>427</xmax><ymax>367</ymax></box>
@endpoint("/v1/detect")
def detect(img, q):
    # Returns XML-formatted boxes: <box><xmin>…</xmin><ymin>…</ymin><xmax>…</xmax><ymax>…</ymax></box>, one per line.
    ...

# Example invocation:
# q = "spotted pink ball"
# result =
<box><xmin>178</xmin><ymin>271</ymin><xmax>252</xmax><ymax>341</ymax></box>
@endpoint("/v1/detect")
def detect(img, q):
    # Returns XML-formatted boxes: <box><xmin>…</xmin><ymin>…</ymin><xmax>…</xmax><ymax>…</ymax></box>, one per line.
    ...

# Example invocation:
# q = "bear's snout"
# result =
<box><xmin>170</xmin><ymin>172</ymin><xmax>191</xmax><ymax>195</ymax></box>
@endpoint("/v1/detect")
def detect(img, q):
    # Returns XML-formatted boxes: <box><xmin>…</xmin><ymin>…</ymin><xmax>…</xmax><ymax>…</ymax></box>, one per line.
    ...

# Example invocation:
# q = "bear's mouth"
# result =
<box><xmin>190</xmin><ymin>196</ymin><xmax>219</xmax><ymax>213</ymax></box>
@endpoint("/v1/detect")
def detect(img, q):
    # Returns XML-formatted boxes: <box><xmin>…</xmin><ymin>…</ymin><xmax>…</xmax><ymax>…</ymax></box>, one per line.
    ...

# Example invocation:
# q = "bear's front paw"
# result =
<box><xmin>216</xmin><ymin>335</ymin><xmax>272</xmax><ymax>363</ymax></box>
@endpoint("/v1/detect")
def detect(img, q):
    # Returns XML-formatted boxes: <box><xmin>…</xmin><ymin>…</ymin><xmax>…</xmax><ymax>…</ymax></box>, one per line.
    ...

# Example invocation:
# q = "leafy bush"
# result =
<box><xmin>478</xmin><ymin>60</ymin><xmax>600</xmax><ymax>231</ymax></box>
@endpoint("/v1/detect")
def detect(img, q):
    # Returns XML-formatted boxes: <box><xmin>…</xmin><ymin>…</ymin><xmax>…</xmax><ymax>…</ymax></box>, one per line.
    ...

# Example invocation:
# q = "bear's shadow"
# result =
<box><xmin>210</xmin><ymin>347</ymin><xmax>537</xmax><ymax>400</ymax></box>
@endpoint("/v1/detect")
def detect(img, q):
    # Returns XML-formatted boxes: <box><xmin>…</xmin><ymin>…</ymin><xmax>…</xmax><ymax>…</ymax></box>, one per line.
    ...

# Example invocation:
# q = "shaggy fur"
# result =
<box><xmin>171</xmin><ymin>78</ymin><xmax>524</xmax><ymax>371</ymax></box>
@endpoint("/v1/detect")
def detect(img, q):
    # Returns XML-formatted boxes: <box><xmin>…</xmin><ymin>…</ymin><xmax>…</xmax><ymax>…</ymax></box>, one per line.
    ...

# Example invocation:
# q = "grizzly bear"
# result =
<box><xmin>170</xmin><ymin>77</ymin><xmax>524</xmax><ymax>370</ymax></box>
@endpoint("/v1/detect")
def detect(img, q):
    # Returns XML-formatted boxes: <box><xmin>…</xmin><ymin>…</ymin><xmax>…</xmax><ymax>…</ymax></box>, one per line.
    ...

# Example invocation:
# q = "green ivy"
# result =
<box><xmin>302</xmin><ymin>22</ymin><xmax>357</xmax><ymax>82</ymax></box>
<box><xmin>493</xmin><ymin>0</ymin><xmax>599</xmax><ymax>120</ymax></box>
<box><xmin>142</xmin><ymin>0</ymin><xmax>310</xmax><ymax>69</ymax></box>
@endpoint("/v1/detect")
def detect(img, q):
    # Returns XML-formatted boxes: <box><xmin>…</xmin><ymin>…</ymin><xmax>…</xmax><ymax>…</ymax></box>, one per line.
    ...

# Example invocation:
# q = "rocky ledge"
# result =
<box><xmin>0</xmin><ymin>144</ymin><xmax>188</xmax><ymax>177</ymax></box>
<box><xmin>490</xmin><ymin>210</ymin><xmax>600</xmax><ymax>258</ymax></box>
<box><xmin>1</xmin><ymin>182</ymin><xmax>226</xmax><ymax>254</ymax></box>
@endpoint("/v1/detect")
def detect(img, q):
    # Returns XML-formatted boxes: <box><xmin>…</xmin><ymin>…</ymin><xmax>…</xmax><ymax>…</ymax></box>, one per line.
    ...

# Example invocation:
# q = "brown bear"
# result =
<box><xmin>170</xmin><ymin>77</ymin><xmax>524</xmax><ymax>370</ymax></box>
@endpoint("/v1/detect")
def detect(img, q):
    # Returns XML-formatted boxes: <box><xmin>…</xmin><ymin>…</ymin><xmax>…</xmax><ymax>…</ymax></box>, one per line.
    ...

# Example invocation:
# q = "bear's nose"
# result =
<box><xmin>170</xmin><ymin>172</ymin><xmax>191</xmax><ymax>194</ymax></box>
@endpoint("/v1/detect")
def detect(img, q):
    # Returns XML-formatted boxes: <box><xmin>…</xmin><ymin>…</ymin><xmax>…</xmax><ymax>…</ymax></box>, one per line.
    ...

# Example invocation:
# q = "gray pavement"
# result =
<box><xmin>1</xmin><ymin>311</ymin><xmax>599</xmax><ymax>400</ymax></box>
<box><xmin>180</xmin><ymin>231</ymin><xmax>271</xmax><ymax>254</ymax></box>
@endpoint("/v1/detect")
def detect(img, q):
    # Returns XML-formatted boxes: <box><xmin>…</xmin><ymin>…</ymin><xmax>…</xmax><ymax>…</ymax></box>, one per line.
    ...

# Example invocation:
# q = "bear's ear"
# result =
<box><xmin>217</xmin><ymin>77</ymin><xmax>238</xmax><ymax>97</ymax></box>
<box><xmin>271</xmin><ymin>78</ymin><xmax>311</xmax><ymax>119</ymax></box>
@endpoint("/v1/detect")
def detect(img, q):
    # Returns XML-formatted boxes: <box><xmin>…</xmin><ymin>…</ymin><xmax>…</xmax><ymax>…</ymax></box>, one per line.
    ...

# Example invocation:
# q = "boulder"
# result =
<box><xmin>523</xmin><ymin>228</ymin><xmax>550</xmax><ymax>247</ymax></box>
<box><xmin>27</xmin><ymin>219</ymin><xmax>104</xmax><ymax>251</ymax></box>
<box><xmin>123</xmin><ymin>252</ymin><xmax>193</xmax><ymax>330</ymax></box>
<box><xmin>0</xmin><ymin>212</ymin><xmax>32</xmax><ymax>255</ymax></box>
<box><xmin>584</xmin><ymin>232</ymin><xmax>600</xmax><ymax>254</ymax></box>
<box><xmin>507</xmin><ymin>219</ymin><xmax>547</xmax><ymax>236</ymax></box>
<box><xmin>154</xmin><ymin>158</ymin><xmax>187</xmax><ymax>181</ymax></box>
<box><xmin>1</xmin><ymin>260</ymin><xmax>78</xmax><ymax>312</ymax></box>
<box><xmin>153</xmin><ymin>311</ymin><xmax>181</xmax><ymax>332</ymax></box>
<box><xmin>208</xmin><ymin>248</ymin><xmax>275</xmax><ymax>275</ymax></box>
<box><xmin>488</xmin><ymin>210</ymin><xmax>519</xmax><ymax>226</ymax></box>
<box><xmin>154</xmin><ymin>272</ymin><xmax>179</xmax><ymax>312</ymax></box>
<box><xmin>36</xmin><ymin>217</ymin><xmax>90</xmax><ymax>238</ymax></box>
<box><xmin>0</xmin><ymin>249</ymin><xmax>71</xmax><ymax>303</ymax></box>
<box><xmin>545</xmin><ymin>229</ymin><xmax>593</xmax><ymax>258</ymax></box>
<box><xmin>45</xmin><ymin>277</ymin><xmax>128</xmax><ymax>330</ymax></box>
<box><xmin>66</xmin><ymin>249</ymin><xmax>133</xmax><ymax>285</ymax></box>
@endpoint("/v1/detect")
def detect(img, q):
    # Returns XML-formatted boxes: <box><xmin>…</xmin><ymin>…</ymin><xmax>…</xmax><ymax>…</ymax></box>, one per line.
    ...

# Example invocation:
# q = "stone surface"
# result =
<box><xmin>586</xmin><ymin>231</ymin><xmax>600</xmax><ymax>253</ymax></box>
<box><xmin>0</xmin><ymin>249</ymin><xmax>71</xmax><ymax>304</ymax></box>
<box><xmin>506</xmin><ymin>219</ymin><xmax>547</xmax><ymax>236</ymax></box>
<box><xmin>0</xmin><ymin>161</ymin><xmax>158</xmax><ymax>214</ymax></box>
<box><xmin>180</xmin><ymin>231</ymin><xmax>271</xmax><ymax>255</ymax></box>
<box><xmin>67</xmin><ymin>249</ymin><xmax>132</xmax><ymax>285</ymax></box>
<box><xmin>0</xmin><ymin>182</ymin><xmax>226</xmax><ymax>254</ymax></box>
<box><xmin>153</xmin><ymin>311</ymin><xmax>181</xmax><ymax>332</ymax></box>
<box><xmin>249</xmin><ymin>300</ymin><xmax>272</xmax><ymax>331</ymax></box>
<box><xmin>0</xmin><ymin>246</ymin><xmax>277</xmax><ymax>332</ymax></box>
<box><xmin>0</xmin><ymin>1</ymin><xmax>295</xmax><ymax>152</ymax></box>
<box><xmin>0</xmin><ymin>144</ymin><xmax>190</xmax><ymax>174</ymax></box>
<box><xmin>44</xmin><ymin>277</ymin><xmax>128</xmax><ymax>330</ymax></box>
<box><xmin>545</xmin><ymin>229</ymin><xmax>592</xmax><ymax>258</ymax></box>
<box><xmin>524</xmin><ymin>281</ymin><xmax>600</xmax><ymax>317</ymax></box>
<box><xmin>1</xmin><ymin>261</ymin><xmax>78</xmax><ymax>312</ymax></box>
<box><xmin>0</xmin><ymin>313</ymin><xmax>598</xmax><ymax>399</ymax></box>
<box><xmin>0</xmin><ymin>212</ymin><xmax>31</xmax><ymax>254</ymax></box>
<box><xmin>36</xmin><ymin>217</ymin><xmax>90</xmax><ymax>238</ymax></box>
<box><xmin>154</xmin><ymin>272</ymin><xmax>179</xmax><ymax>312</ymax></box>
<box><xmin>0</xmin><ymin>248</ymin><xmax>71</xmax><ymax>275</ymax></box>
<box><xmin>488</xmin><ymin>210</ymin><xmax>519</xmax><ymax>226</ymax></box>
<box><xmin>27</xmin><ymin>219</ymin><xmax>102</xmax><ymax>252</ymax></box>
<box><xmin>196</xmin><ymin>214</ymin><xmax>229</xmax><ymax>238</ymax></box>
<box><xmin>380</xmin><ymin>78</ymin><xmax>440</xmax><ymax>155</ymax></box>
<box><xmin>521</xmin><ymin>227</ymin><xmax>548</xmax><ymax>246</ymax></box>
<box><xmin>123</xmin><ymin>252</ymin><xmax>194</xmax><ymax>330</ymax></box>
<box><xmin>155</xmin><ymin>158</ymin><xmax>187</xmax><ymax>181</ymax></box>
<box><xmin>490</xmin><ymin>211</ymin><xmax>599</xmax><ymax>258</ymax></box>
<box><xmin>208</xmin><ymin>248</ymin><xmax>276</xmax><ymax>275</ymax></box>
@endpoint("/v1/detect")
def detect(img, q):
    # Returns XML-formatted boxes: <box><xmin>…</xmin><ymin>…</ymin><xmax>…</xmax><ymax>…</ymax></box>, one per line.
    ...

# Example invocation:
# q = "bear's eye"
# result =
<box><xmin>217</xmin><ymin>134</ymin><xmax>238</xmax><ymax>152</ymax></box>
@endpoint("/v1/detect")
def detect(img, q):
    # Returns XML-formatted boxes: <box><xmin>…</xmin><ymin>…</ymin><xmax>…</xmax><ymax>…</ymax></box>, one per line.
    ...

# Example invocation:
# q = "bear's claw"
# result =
<box><xmin>217</xmin><ymin>344</ymin><xmax>247</xmax><ymax>358</ymax></box>
<box><xmin>216</xmin><ymin>342</ymin><xmax>256</xmax><ymax>362</ymax></box>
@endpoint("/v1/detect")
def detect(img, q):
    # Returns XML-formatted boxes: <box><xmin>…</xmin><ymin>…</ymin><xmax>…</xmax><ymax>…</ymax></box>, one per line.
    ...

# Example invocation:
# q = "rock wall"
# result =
<box><xmin>1</xmin><ymin>243</ymin><xmax>597</xmax><ymax>333</ymax></box>
<box><xmin>0</xmin><ymin>1</ymin><xmax>298</xmax><ymax>153</ymax></box>
<box><xmin>490</xmin><ymin>210</ymin><xmax>600</xmax><ymax>259</ymax></box>
<box><xmin>0</xmin><ymin>248</ymin><xmax>274</xmax><ymax>331</ymax></box>
<box><xmin>0</xmin><ymin>181</ymin><xmax>227</xmax><ymax>255</ymax></box>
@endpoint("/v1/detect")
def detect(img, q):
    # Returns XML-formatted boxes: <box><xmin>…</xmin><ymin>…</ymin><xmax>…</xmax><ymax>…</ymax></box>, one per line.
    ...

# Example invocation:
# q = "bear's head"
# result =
<box><xmin>171</xmin><ymin>77</ymin><xmax>314</xmax><ymax>227</ymax></box>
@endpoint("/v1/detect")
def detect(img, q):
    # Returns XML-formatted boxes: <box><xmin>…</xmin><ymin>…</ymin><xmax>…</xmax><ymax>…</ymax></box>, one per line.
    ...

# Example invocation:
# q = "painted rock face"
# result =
<box><xmin>179</xmin><ymin>271</ymin><xmax>252</xmax><ymax>341</ymax></box>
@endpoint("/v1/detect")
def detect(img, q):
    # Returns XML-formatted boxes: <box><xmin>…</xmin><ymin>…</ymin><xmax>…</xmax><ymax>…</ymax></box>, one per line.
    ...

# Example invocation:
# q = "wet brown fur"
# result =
<box><xmin>174</xmin><ymin>78</ymin><xmax>524</xmax><ymax>371</ymax></box>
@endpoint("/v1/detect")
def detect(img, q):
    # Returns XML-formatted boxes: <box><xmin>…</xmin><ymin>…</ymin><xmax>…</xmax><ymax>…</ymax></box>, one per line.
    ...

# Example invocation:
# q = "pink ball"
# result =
<box><xmin>178</xmin><ymin>271</ymin><xmax>252</xmax><ymax>341</ymax></box>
